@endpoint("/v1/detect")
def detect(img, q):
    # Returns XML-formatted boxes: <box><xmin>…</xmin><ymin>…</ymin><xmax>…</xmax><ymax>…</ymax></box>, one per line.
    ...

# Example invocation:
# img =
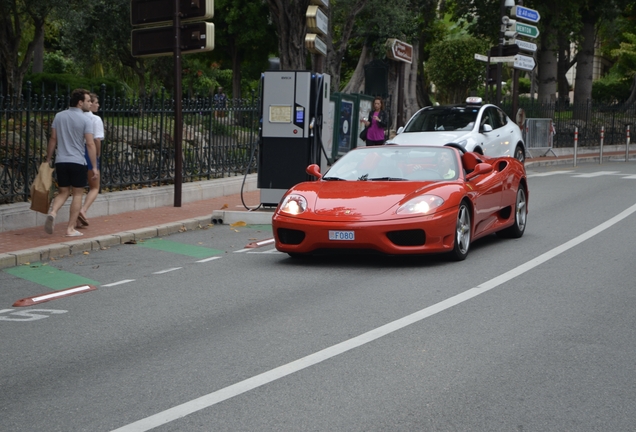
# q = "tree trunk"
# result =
<box><xmin>572</xmin><ymin>18</ymin><xmax>596</xmax><ymax>119</ymax></box>
<box><xmin>557</xmin><ymin>29</ymin><xmax>571</xmax><ymax>105</ymax></box>
<box><xmin>32</xmin><ymin>28</ymin><xmax>45</xmax><ymax>74</ymax></box>
<box><xmin>266</xmin><ymin>0</ymin><xmax>311</xmax><ymax>70</ymax></box>
<box><xmin>537</xmin><ymin>25</ymin><xmax>558</xmax><ymax>104</ymax></box>
<box><xmin>0</xmin><ymin>11</ymin><xmax>43</xmax><ymax>97</ymax></box>
<box><xmin>341</xmin><ymin>45</ymin><xmax>371</xmax><ymax>94</ymax></box>
<box><xmin>324</xmin><ymin>0</ymin><xmax>370</xmax><ymax>92</ymax></box>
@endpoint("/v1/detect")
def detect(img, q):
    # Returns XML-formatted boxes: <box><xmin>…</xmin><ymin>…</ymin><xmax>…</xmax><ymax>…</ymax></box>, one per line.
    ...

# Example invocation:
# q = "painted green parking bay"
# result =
<box><xmin>136</xmin><ymin>238</ymin><xmax>224</xmax><ymax>258</ymax></box>
<box><xmin>4</xmin><ymin>263</ymin><xmax>99</xmax><ymax>290</ymax></box>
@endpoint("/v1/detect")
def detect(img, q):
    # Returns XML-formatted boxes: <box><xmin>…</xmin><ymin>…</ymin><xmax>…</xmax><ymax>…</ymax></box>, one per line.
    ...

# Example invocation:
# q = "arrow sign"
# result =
<box><xmin>514</xmin><ymin>54</ymin><xmax>536</xmax><ymax>71</ymax></box>
<box><xmin>515</xmin><ymin>22</ymin><xmax>540</xmax><ymax>39</ymax></box>
<box><xmin>511</xmin><ymin>5</ymin><xmax>540</xmax><ymax>23</ymax></box>
<box><xmin>515</xmin><ymin>39</ymin><xmax>537</xmax><ymax>53</ymax></box>
<box><xmin>474</xmin><ymin>53</ymin><xmax>515</xmax><ymax>63</ymax></box>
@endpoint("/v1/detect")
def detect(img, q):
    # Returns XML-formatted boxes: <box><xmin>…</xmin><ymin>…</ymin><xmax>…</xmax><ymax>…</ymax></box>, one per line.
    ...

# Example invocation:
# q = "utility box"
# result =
<box><xmin>258</xmin><ymin>71</ymin><xmax>330</xmax><ymax>206</ymax></box>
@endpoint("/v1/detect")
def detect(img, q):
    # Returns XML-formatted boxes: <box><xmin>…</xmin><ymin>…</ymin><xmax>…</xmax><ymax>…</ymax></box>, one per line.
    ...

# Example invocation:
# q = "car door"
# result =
<box><xmin>481</xmin><ymin>107</ymin><xmax>506</xmax><ymax>156</ymax></box>
<box><xmin>468</xmin><ymin>164</ymin><xmax>504</xmax><ymax>237</ymax></box>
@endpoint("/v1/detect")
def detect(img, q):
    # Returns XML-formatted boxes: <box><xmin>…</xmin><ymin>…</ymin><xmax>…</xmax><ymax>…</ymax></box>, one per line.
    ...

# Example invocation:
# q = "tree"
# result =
<box><xmin>264</xmin><ymin>0</ymin><xmax>311</xmax><ymax>70</ymax></box>
<box><xmin>426</xmin><ymin>36</ymin><xmax>489</xmax><ymax>103</ymax></box>
<box><xmin>212</xmin><ymin>0</ymin><xmax>277</xmax><ymax>99</ymax></box>
<box><xmin>0</xmin><ymin>0</ymin><xmax>62</xmax><ymax>96</ymax></box>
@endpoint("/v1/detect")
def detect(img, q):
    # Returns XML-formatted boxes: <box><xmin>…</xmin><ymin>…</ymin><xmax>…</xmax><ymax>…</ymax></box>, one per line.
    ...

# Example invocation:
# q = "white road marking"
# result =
<box><xmin>233</xmin><ymin>249</ymin><xmax>250</xmax><ymax>253</ymax></box>
<box><xmin>247</xmin><ymin>248</ymin><xmax>282</xmax><ymax>254</ymax></box>
<box><xmin>571</xmin><ymin>171</ymin><xmax>620</xmax><ymax>178</ymax></box>
<box><xmin>110</xmin><ymin>202</ymin><xmax>636</xmax><ymax>432</ymax></box>
<box><xmin>196</xmin><ymin>257</ymin><xmax>222</xmax><ymax>263</ymax></box>
<box><xmin>622</xmin><ymin>175</ymin><xmax>636</xmax><ymax>179</ymax></box>
<box><xmin>102</xmin><ymin>280</ymin><xmax>136</xmax><ymax>287</ymax></box>
<box><xmin>152</xmin><ymin>267</ymin><xmax>182</xmax><ymax>275</ymax></box>
<box><xmin>526</xmin><ymin>170</ymin><xmax>573</xmax><ymax>178</ymax></box>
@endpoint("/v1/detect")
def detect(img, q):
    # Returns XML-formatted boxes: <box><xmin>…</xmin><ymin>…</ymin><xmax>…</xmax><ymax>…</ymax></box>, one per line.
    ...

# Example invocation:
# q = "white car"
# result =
<box><xmin>387</xmin><ymin>97</ymin><xmax>526</xmax><ymax>162</ymax></box>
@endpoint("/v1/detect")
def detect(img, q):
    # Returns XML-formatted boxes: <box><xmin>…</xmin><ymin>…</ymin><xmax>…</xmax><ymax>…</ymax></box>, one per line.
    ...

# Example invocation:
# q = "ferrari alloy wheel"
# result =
<box><xmin>497</xmin><ymin>186</ymin><xmax>527</xmax><ymax>238</ymax></box>
<box><xmin>451</xmin><ymin>202</ymin><xmax>471</xmax><ymax>261</ymax></box>
<box><xmin>514</xmin><ymin>145</ymin><xmax>525</xmax><ymax>163</ymax></box>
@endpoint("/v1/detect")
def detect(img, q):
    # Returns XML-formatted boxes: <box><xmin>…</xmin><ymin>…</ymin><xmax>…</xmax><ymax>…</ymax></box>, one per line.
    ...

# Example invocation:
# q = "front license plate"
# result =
<box><xmin>329</xmin><ymin>230</ymin><xmax>355</xmax><ymax>241</ymax></box>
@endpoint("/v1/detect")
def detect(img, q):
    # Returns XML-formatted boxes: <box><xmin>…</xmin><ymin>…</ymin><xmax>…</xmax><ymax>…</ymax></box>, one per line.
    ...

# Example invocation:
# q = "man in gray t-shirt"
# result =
<box><xmin>44</xmin><ymin>88</ymin><xmax>99</xmax><ymax>237</ymax></box>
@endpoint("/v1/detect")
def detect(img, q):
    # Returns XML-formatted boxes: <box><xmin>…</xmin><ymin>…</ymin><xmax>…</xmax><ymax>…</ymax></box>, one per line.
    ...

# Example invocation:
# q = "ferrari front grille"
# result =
<box><xmin>386</xmin><ymin>229</ymin><xmax>426</xmax><ymax>246</ymax></box>
<box><xmin>277</xmin><ymin>228</ymin><xmax>305</xmax><ymax>245</ymax></box>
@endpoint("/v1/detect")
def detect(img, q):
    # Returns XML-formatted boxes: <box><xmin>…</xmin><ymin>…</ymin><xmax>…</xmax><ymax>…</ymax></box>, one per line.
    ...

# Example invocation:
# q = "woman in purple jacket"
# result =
<box><xmin>361</xmin><ymin>97</ymin><xmax>389</xmax><ymax>146</ymax></box>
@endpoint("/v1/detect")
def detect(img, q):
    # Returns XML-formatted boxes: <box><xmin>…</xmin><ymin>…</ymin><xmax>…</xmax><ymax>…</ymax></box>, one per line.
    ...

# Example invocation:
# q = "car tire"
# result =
<box><xmin>497</xmin><ymin>185</ymin><xmax>527</xmax><ymax>238</ymax></box>
<box><xmin>514</xmin><ymin>144</ymin><xmax>525</xmax><ymax>163</ymax></box>
<box><xmin>449</xmin><ymin>201</ymin><xmax>471</xmax><ymax>261</ymax></box>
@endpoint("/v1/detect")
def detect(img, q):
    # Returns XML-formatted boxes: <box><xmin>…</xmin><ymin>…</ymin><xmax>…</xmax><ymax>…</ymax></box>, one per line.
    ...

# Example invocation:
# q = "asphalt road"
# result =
<box><xmin>2</xmin><ymin>161</ymin><xmax>636</xmax><ymax>432</ymax></box>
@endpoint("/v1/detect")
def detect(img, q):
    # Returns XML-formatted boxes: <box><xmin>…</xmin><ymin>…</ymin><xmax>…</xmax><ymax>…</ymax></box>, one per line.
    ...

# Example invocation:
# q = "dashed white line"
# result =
<box><xmin>196</xmin><ymin>256</ymin><xmax>222</xmax><ymax>263</ymax></box>
<box><xmin>571</xmin><ymin>171</ymin><xmax>621</xmax><ymax>178</ymax></box>
<box><xmin>102</xmin><ymin>279</ymin><xmax>136</xmax><ymax>287</ymax></box>
<box><xmin>152</xmin><ymin>267</ymin><xmax>182</xmax><ymax>275</ymax></box>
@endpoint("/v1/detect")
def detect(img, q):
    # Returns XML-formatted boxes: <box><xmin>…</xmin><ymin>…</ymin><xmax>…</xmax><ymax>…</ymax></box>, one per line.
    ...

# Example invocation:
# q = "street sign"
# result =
<box><xmin>386</xmin><ymin>38</ymin><xmax>413</xmax><ymax>64</ymax></box>
<box><xmin>306</xmin><ymin>5</ymin><xmax>328</xmax><ymax>37</ymax></box>
<box><xmin>515</xmin><ymin>22</ymin><xmax>540</xmax><ymax>39</ymax></box>
<box><xmin>513</xmin><ymin>54</ymin><xmax>536</xmax><ymax>71</ymax></box>
<box><xmin>474</xmin><ymin>53</ymin><xmax>515</xmax><ymax>63</ymax></box>
<box><xmin>130</xmin><ymin>0</ymin><xmax>214</xmax><ymax>26</ymax></box>
<box><xmin>131</xmin><ymin>22</ymin><xmax>214</xmax><ymax>57</ymax></box>
<box><xmin>490</xmin><ymin>44</ymin><xmax>519</xmax><ymax>57</ymax></box>
<box><xmin>305</xmin><ymin>33</ymin><xmax>327</xmax><ymax>56</ymax></box>
<box><xmin>515</xmin><ymin>39</ymin><xmax>537</xmax><ymax>53</ymax></box>
<box><xmin>511</xmin><ymin>5</ymin><xmax>540</xmax><ymax>23</ymax></box>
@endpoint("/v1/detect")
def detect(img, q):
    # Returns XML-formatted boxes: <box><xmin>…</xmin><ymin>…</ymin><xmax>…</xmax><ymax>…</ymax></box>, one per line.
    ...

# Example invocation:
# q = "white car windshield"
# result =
<box><xmin>404</xmin><ymin>107</ymin><xmax>480</xmax><ymax>132</ymax></box>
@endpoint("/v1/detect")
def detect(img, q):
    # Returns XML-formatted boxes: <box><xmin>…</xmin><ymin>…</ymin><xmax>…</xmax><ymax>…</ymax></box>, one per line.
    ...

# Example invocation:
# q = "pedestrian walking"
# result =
<box><xmin>44</xmin><ymin>88</ymin><xmax>99</xmax><ymax>237</ymax></box>
<box><xmin>77</xmin><ymin>92</ymin><xmax>104</xmax><ymax>227</ymax></box>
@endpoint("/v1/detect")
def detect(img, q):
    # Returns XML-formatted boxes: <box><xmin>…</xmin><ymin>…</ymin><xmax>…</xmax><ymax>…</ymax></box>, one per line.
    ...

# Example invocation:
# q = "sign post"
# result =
<box><xmin>386</xmin><ymin>38</ymin><xmax>413</xmax><ymax>129</ymax></box>
<box><xmin>130</xmin><ymin>0</ymin><xmax>214</xmax><ymax>207</ymax></box>
<box><xmin>305</xmin><ymin>0</ymin><xmax>329</xmax><ymax>72</ymax></box>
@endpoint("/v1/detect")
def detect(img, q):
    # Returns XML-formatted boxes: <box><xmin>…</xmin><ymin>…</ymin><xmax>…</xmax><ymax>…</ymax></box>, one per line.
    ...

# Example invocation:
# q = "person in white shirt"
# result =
<box><xmin>77</xmin><ymin>93</ymin><xmax>105</xmax><ymax>227</ymax></box>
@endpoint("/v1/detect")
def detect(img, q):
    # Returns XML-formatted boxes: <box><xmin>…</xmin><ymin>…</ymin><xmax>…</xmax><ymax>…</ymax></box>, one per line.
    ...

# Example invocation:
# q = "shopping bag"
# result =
<box><xmin>29</xmin><ymin>162</ymin><xmax>55</xmax><ymax>214</ymax></box>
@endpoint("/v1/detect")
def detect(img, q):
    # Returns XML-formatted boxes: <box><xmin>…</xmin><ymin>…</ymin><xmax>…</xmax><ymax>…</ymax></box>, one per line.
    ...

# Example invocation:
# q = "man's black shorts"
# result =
<box><xmin>55</xmin><ymin>163</ymin><xmax>87</xmax><ymax>188</ymax></box>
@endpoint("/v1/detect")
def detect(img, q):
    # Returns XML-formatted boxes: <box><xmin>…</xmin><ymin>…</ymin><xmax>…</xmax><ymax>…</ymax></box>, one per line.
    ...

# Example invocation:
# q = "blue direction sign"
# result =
<box><xmin>511</xmin><ymin>5</ymin><xmax>540</xmax><ymax>23</ymax></box>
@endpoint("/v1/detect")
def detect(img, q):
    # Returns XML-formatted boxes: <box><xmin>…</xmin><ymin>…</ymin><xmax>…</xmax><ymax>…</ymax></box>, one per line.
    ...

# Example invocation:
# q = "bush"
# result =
<box><xmin>592</xmin><ymin>74</ymin><xmax>631</xmax><ymax>104</ymax></box>
<box><xmin>23</xmin><ymin>73</ymin><xmax>125</xmax><ymax>96</ymax></box>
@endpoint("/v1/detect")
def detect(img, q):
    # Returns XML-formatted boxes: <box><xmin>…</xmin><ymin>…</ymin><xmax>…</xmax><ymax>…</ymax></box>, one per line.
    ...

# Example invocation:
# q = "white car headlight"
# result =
<box><xmin>280</xmin><ymin>194</ymin><xmax>308</xmax><ymax>215</ymax></box>
<box><xmin>397</xmin><ymin>195</ymin><xmax>445</xmax><ymax>215</ymax></box>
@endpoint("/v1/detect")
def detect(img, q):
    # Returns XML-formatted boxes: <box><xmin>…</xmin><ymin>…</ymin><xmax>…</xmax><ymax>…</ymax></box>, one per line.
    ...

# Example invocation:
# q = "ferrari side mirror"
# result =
<box><xmin>466</xmin><ymin>162</ymin><xmax>493</xmax><ymax>180</ymax></box>
<box><xmin>306</xmin><ymin>164</ymin><xmax>322</xmax><ymax>179</ymax></box>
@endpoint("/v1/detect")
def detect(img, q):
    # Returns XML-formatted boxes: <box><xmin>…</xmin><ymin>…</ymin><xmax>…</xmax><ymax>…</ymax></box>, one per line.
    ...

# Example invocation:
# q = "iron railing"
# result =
<box><xmin>501</xmin><ymin>99</ymin><xmax>635</xmax><ymax>148</ymax></box>
<box><xmin>0</xmin><ymin>84</ymin><xmax>260</xmax><ymax>205</ymax></box>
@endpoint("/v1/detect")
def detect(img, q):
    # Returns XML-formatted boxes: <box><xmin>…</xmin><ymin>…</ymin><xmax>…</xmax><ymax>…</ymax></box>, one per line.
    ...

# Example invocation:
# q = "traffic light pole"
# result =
<box><xmin>173</xmin><ymin>0</ymin><xmax>183</xmax><ymax>207</ymax></box>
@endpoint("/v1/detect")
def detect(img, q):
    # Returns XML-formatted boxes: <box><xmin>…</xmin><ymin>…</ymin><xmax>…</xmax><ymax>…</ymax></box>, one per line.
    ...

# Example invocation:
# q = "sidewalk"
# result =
<box><xmin>0</xmin><ymin>149</ymin><xmax>632</xmax><ymax>269</ymax></box>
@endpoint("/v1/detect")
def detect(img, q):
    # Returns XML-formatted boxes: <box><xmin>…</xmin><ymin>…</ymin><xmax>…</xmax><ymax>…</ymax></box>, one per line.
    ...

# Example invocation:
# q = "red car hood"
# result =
<box><xmin>306</xmin><ymin>181</ymin><xmax>436</xmax><ymax>217</ymax></box>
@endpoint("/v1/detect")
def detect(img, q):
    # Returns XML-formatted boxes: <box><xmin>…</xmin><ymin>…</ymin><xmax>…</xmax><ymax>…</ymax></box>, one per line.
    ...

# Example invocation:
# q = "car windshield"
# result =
<box><xmin>403</xmin><ymin>107</ymin><xmax>480</xmax><ymax>132</ymax></box>
<box><xmin>323</xmin><ymin>147</ymin><xmax>459</xmax><ymax>182</ymax></box>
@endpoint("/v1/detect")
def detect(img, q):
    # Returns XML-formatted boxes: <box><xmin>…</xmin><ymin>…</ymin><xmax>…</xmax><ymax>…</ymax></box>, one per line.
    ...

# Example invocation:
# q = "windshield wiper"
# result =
<box><xmin>368</xmin><ymin>177</ymin><xmax>407</xmax><ymax>181</ymax></box>
<box><xmin>322</xmin><ymin>176</ymin><xmax>345</xmax><ymax>181</ymax></box>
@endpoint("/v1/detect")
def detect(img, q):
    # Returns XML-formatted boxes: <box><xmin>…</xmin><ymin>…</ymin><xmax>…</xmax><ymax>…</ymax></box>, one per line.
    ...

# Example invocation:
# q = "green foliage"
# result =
<box><xmin>426</xmin><ymin>36</ymin><xmax>489</xmax><ymax>104</ymax></box>
<box><xmin>591</xmin><ymin>74</ymin><xmax>631</xmax><ymax>104</ymax></box>
<box><xmin>24</xmin><ymin>73</ymin><xmax>125</xmax><ymax>96</ymax></box>
<box><xmin>41</xmin><ymin>50</ymin><xmax>79</xmax><ymax>74</ymax></box>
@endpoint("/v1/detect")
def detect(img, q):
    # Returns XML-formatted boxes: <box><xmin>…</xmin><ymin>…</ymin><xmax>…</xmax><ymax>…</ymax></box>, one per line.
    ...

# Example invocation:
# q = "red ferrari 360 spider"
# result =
<box><xmin>272</xmin><ymin>145</ymin><xmax>528</xmax><ymax>260</ymax></box>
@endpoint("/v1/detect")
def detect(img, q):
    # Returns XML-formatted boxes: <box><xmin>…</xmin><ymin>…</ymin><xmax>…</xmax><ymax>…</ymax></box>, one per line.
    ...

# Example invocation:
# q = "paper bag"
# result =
<box><xmin>29</xmin><ymin>162</ymin><xmax>55</xmax><ymax>214</ymax></box>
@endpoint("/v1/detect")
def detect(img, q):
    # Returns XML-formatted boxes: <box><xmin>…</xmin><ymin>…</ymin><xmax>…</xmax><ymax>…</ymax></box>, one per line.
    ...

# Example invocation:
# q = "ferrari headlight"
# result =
<box><xmin>397</xmin><ymin>195</ymin><xmax>444</xmax><ymax>215</ymax></box>
<box><xmin>280</xmin><ymin>194</ymin><xmax>307</xmax><ymax>215</ymax></box>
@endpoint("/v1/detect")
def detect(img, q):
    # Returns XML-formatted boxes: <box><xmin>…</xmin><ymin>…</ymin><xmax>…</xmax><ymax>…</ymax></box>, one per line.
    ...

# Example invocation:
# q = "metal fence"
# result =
<box><xmin>0</xmin><ymin>84</ymin><xmax>261</xmax><ymax>205</ymax></box>
<box><xmin>501</xmin><ymin>99</ymin><xmax>635</xmax><ymax>148</ymax></box>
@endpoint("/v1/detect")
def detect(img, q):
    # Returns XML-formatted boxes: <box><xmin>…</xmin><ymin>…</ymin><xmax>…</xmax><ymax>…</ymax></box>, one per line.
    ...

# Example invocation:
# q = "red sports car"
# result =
<box><xmin>272</xmin><ymin>145</ymin><xmax>528</xmax><ymax>260</ymax></box>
